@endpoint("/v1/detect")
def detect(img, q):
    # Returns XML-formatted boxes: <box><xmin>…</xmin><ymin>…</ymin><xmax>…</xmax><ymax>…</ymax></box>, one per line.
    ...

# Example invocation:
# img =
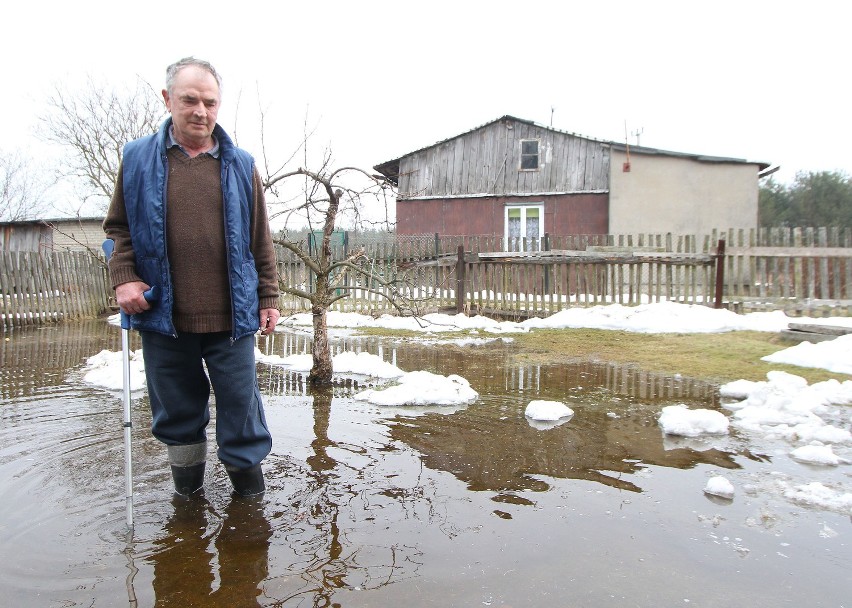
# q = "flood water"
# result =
<box><xmin>1</xmin><ymin>319</ymin><xmax>850</xmax><ymax>607</ymax></box>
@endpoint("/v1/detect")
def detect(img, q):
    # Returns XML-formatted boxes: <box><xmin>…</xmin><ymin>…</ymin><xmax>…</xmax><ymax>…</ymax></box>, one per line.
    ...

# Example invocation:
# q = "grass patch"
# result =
<box><xmin>511</xmin><ymin>328</ymin><xmax>845</xmax><ymax>384</ymax></box>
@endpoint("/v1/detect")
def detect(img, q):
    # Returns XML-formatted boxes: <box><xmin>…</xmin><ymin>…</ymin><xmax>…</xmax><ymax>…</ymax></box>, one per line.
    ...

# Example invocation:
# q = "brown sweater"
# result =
<box><xmin>104</xmin><ymin>147</ymin><xmax>280</xmax><ymax>333</ymax></box>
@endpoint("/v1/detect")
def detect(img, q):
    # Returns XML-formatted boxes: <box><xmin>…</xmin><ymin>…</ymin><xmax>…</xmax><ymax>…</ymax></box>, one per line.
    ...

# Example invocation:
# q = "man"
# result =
<box><xmin>103</xmin><ymin>57</ymin><xmax>280</xmax><ymax>498</ymax></box>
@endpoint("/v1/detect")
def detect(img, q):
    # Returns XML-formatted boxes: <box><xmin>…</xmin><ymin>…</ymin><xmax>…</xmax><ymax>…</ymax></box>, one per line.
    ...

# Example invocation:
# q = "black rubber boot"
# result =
<box><xmin>170</xmin><ymin>462</ymin><xmax>206</xmax><ymax>496</ymax></box>
<box><xmin>167</xmin><ymin>441</ymin><xmax>207</xmax><ymax>497</ymax></box>
<box><xmin>226</xmin><ymin>464</ymin><xmax>265</xmax><ymax>497</ymax></box>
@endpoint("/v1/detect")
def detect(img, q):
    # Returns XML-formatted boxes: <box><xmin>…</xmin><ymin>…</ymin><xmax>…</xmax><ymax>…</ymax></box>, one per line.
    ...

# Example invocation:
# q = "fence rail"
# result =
<box><xmin>3</xmin><ymin>228</ymin><xmax>851</xmax><ymax>330</ymax></box>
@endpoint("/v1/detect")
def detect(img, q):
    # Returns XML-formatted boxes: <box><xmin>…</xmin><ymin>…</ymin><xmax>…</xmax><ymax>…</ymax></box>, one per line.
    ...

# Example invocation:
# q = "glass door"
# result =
<box><xmin>505</xmin><ymin>204</ymin><xmax>543</xmax><ymax>252</ymax></box>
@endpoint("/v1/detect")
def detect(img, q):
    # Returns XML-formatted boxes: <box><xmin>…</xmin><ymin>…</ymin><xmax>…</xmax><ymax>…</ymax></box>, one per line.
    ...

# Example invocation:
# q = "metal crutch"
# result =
<box><xmin>102</xmin><ymin>239</ymin><xmax>156</xmax><ymax>530</ymax></box>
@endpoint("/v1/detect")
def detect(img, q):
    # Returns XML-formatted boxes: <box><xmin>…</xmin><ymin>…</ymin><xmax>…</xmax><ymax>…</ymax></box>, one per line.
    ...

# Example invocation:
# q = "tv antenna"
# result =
<box><xmin>631</xmin><ymin>127</ymin><xmax>644</xmax><ymax>146</ymax></box>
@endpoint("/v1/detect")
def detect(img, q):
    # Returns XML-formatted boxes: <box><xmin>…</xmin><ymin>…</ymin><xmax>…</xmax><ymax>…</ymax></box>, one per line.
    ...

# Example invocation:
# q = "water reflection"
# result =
<box><xmin>0</xmin><ymin>319</ymin><xmax>122</xmax><ymax>399</ymax></box>
<box><xmin>149</xmin><ymin>496</ymin><xmax>271</xmax><ymax>607</ymax></box>
<box><xmin>258</xmin><ymin>331</ymin><xmax>735</xmax><ymax>499</ymax></box>
<box><xmin>262</xmin><ymin>388</ymin><xmax>425</xmax><ymax>605</ymax></box>
<box><xmin>2</xmin><ymin>321</ymin><xmax>768</xmax><ymax>607</ymax></box>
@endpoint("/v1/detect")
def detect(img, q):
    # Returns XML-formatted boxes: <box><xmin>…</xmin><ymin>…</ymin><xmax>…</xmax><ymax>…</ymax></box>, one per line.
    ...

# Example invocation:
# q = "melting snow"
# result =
<box><xmin>353</xmin><ymin>371</ymin><xmax>478</xmax><ymax>407</ymax></box>
<box><xmin>658</xmin><ymin>405</ymin><xmax>729</xmax><ymax>437</ymax></box>
<box><xmin>704</xmin><ymin>476</ymin><xmax>735</xmax><ymax>499</ymax></box>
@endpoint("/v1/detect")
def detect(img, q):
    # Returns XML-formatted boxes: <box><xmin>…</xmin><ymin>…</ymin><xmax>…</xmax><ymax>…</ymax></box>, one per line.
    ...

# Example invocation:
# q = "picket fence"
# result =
<box><xmin>278</xmin><ymin>227</ymin><xmax>852</xmax><ymax>318</ymax></box>
<box><xmin>1</xmin><ymin>250</ymin><xmax>111</xmax><ymax>330</ymax></box>
<box><xmin>2</xmin><ymin>227</ymin><xmax>851</xmax><ymax>330</ymax></box>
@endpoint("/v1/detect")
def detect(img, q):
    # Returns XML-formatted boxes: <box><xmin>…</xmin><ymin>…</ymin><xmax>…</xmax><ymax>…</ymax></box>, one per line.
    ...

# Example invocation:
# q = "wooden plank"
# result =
<box><xmin>817</xmin><ymin>227</ymin><xmax>829</xmax><ymax>299</ymax></box>
<box><xmin>0</xmin><ymin>251</ymin><xmax>14</xmax><ymax>329</ymax></box>
<box><xmin>725</xmin><ymin>246</ymin><xmax>852</xmax><ymax>258</ymax></box>
<box><xmin>18</xmin><ymin>252</ymin><xmax>33</xmax><ymax>325</ymax></box>
<box><xmin>780</xmin><ymin>329</ymin><xmax>840</xmax><ymax>343</ymax></box>
<box><xmin>48</xmin><ymin>251</ymin><xmax>65</xmax><ymax>321</ymax></box>
<box><xmin>788</xmin><ymin>323</ymin><xmax>852</xmax><ymax>336</ymax></box>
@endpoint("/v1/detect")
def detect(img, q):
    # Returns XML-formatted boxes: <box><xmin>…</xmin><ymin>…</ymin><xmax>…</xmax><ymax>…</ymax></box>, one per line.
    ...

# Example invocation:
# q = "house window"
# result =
<box><xmin>520</xmin><ymin>139</ymin><xmax>540</xmax><ymax>170</ymax></box>
<box><xmin>505</xmin><ymin>204</ymin><xmax>544</xmax><ymax>252</ymax></box>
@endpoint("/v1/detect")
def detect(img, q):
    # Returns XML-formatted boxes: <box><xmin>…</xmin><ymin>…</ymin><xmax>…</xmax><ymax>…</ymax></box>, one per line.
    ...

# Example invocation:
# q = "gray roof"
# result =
<box><xmin>0</xmin><ymin>216</ymin><xmax>105</xmax><ymax>227</ymax></box>
<box><xmin>374</xmin><ymin>115</ymin><xmax>770</xmax><ymax>181</ymax></box>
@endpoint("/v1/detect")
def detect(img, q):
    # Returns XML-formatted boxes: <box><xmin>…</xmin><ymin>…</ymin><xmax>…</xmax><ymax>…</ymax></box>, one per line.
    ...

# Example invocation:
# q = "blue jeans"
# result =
<box><xmin>140</xmin><ymin>331</ymin><xmax>272</xmax><ymax>470</ymax></box>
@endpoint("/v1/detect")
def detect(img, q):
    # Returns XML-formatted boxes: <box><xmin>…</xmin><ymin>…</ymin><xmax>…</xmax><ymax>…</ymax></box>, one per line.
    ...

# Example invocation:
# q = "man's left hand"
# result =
<box><xmin>259</xmin><ymin>308</ymin><xmax>280</xmax><ymax>335</ymax></box>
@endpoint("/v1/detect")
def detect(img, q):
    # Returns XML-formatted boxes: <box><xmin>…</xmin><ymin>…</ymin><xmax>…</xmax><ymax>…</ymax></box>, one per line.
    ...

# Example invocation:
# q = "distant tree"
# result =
<box><xmin>757</xmin><ymin>177</ymin><xmax>791</xmax><ymax>226</ymax></box>
<box><xmin>759</xmin><ymin>171</ymin><xmax>852</xmax><ymax>227</ymax></box>
<box><xmin>0</xmin><ymin>149</ymin><xmax>50</xmax><ymax>221</ymax></box>
<box><xmin>38</xmin><ymin>76</ymin><xmax>166</xmax><ymax>215</ymax></box>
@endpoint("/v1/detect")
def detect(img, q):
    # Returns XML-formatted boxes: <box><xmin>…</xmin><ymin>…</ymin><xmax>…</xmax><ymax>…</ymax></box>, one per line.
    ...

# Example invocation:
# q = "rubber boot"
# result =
<box><xmin>168</xmin><ymin>441</ymin><xmax>207</xmax><ymax>497</ymax></box>
<box><xmin>226</xmin><ymin>463</ymin><xmax>265</xmax><ymax>497</ymax></box>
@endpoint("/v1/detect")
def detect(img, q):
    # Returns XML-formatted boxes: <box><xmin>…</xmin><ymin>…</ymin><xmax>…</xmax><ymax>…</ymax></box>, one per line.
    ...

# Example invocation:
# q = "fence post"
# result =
<box><xmin>714</xmin><ymin>238</ymin><xmax>726</xmax><ymax>309</ymax></box>
<box><xmin>543</xmin><ymin>232</ymin><xmax>551</xmax><ymax>295</ymax></box>
<box><xmin>456</xmin><ymin>244</ymin><xmax>466</xmax><ymax>314</ymax></box>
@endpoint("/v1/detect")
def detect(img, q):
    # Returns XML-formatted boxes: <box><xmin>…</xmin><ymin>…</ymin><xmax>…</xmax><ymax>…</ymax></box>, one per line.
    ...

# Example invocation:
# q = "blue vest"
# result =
<box><xmin>121</xmin><ymin>118</ymin><xmax>260</xmax><ymax>340</ymax></box>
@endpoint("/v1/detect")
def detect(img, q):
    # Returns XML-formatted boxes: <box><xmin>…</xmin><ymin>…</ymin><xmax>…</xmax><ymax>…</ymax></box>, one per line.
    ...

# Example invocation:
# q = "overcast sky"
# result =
<box><xmin>3</xmin><ymin>0</ymin><xmax>849</xmax><ymax>215</ymax></box>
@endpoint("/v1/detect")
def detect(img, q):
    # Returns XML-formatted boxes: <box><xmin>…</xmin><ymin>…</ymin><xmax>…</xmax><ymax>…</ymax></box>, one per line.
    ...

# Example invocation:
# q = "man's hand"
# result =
<box><xmin>115</xmin><ymin>281</ymin><xmax>152</xmax><ymax>315</ymax></box>
<box><xmin>259</xmin><ymin>308</ymin><xmax>280</xmax><ymax>335</ymax></box>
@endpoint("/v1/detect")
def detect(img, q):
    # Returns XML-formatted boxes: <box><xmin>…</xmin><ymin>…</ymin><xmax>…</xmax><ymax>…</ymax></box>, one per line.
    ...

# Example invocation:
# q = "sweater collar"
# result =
<box><xmin>166</xmin><ymin>124</ymin><xmax>220</xmax><ymax>158</ymax></box>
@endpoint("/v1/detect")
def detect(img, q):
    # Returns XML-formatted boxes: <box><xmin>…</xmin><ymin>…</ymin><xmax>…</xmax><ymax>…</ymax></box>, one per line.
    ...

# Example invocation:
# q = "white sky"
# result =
<box><xmin>3</xmin><ymin>0</ymin><xmax>850</xmax><ymax>212</ymax></box>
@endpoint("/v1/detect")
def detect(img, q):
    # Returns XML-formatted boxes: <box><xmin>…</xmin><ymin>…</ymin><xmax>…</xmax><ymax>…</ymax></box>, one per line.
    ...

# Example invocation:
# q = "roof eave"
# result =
<box><xmin>608</xmin><ymin>142</ymin><xmax>770</xmax><ymax>171</ymax></box>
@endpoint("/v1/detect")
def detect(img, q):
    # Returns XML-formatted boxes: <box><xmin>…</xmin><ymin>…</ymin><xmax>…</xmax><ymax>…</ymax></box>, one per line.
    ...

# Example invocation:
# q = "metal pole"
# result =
<box><xmin>120</xmin><ymin>323</ymin><xmax>134</xmax><ymax>529</ymax></box>
<box><xmin>103</xmin><ymin>238</ymin><xmax>150</xmax><ymax>532</ymax></box>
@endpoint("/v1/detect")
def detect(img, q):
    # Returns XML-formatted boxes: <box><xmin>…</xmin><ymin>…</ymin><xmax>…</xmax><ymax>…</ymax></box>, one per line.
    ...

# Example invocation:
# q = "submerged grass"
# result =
<box><xmin>511</xmin><ymin>328</ymin><xmax>845</xmax><ymax>385</ymax></box>
<box><xmin>362</xmin><ymin>326</ymin><xmax>845</xmax><ymax>385</ymax></box>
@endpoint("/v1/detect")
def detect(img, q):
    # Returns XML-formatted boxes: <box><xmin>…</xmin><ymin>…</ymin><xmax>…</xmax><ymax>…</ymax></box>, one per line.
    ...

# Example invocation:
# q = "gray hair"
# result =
<box><xmin>165</xmin><ymin>57</ymin><xmax>223</xmax><ymax>94</ymax></box>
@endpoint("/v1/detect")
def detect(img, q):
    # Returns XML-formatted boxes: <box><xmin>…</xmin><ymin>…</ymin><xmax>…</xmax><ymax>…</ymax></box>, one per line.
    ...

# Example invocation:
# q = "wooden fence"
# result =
<box><xmin>276</xmin><ymin>228</ymin><xmax>852</xmax><ymax>318</ymax></box>
<box><xmin>3</xmin><ymin>228</ymin><xmax>851</xmax><ymax>330</ymax></box>
<box><xmin>1</xmin><ymin>250</ymin><xmax>111</xmax><ymax>330</ymax></box>
<box><xmin>722</xmin><ymin>227</ymin><xmax>852</xmax><ymax>314</ymax></box>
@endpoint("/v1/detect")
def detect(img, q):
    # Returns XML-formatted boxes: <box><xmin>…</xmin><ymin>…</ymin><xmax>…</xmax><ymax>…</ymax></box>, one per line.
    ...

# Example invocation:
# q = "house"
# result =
<box><xmin>0</xmin><ymin>217</ymin><xmax>106</xmax><ymax>253</ymax></box>
<box><xmin>374</xmin><ymin>116</ymin><xmax>771</xmax><ymax>248</ymax></box>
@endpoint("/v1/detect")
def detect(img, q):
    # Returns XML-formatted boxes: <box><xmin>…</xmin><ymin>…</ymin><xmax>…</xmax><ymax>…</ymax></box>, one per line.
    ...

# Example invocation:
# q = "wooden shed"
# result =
<box><xmin>0</xmin><ymin>217</ymin><xmax>106</xmax><ymax>252</ymax></box>
<box><xmin>374</xmin><ymin>115</ymin><xmax>770</xmax><ymax>248</ymax></box>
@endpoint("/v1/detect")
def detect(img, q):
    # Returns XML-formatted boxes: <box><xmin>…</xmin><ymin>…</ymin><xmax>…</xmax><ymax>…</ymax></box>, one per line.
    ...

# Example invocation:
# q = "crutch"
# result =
<box><xmin>102</xmin><ymin>239</ymin><xmax>156</xmax><ymax>530</ymax></box>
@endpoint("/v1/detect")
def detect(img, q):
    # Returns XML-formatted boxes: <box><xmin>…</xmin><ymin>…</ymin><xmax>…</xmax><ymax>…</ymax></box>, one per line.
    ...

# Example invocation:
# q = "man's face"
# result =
<box><xmin>162</xmin><ymin>66</ymin><xmax>220</xmax><ymax>149</ymax></box>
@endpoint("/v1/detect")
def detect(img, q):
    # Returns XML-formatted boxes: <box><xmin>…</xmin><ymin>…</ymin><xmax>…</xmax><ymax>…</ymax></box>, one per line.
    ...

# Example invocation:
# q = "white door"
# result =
<box><xmin>505</xmin><ymin>204</ymin><xmax>544</xmax><ymax>252</ymax></box>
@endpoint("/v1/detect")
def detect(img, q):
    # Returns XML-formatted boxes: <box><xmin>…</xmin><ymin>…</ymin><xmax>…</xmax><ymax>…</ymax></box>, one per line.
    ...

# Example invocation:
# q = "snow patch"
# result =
<box><xmin>780</xmin><ymin>481</ymin><xmax>852</xmax><ymax>515</ymax></box>
<box><xmin>720</xmin><ymin>371</ymin><xmax>852</xmax><ymax>446</ymax></box>
<box><xmin>658</xmin><ymin>405</ymin><xmax>729</xmax><ymax>437</ymax></box>
<box><xmin>790</xmin><ymin>444</ymin><xmax>844</xmax><ymax>466</ymax></box>
<box><xmin>79</xmin><ymin>349</ymin><xmax>146</xmax><ymax>392</ymax></box>
<box><xmin>704</xmin><ymin>476</ymin><xmax>735</xmax><ymax>500</ymax></box>
<box><xmin>256</xmin><ymin>349</ymin><xmax>404</xmax><ymax>379</ymax></box>
<box><xmin>354</xmin><ymin>371</ymin><xmax>478</xmax><ymax>407</ymax></box>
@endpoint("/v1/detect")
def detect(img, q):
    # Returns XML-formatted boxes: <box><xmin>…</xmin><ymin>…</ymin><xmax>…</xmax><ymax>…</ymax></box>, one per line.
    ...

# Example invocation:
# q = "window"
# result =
<box><xmin>505</xmin><ymin>204</ymin><xmax>544</xmax><ymax>252</ymax></box>
<box><xmin>520</xmin><ymin>139</ymin><xmax>539</xmax><ymax>170</ymax></box>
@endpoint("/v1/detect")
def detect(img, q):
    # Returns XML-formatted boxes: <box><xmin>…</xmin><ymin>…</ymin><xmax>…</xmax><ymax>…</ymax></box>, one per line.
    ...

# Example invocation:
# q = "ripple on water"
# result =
<box><xmin>2</xmin><ymin>322</ymin><xmax>852</xmax><ymax>607</ymax></box>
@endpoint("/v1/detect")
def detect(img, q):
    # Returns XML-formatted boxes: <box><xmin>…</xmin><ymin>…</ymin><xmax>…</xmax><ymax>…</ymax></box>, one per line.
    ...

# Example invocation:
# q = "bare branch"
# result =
<box><xmin>44</xmin><ymin>220</ymin><xmax>107</xmax><ymax>268</ymax></box>
<box><xmin>0</xmin><ymin>150</ymin><xmax>51</xmax><ymax>221</ymax></box>
<box><xmin>38</xmin><ymin>76</ymin><xmax>166</xmax><ymax>214</ymax></box>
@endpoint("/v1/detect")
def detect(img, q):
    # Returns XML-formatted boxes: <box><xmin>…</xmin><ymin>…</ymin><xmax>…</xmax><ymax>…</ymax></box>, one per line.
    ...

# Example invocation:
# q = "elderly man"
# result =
<box><xmin>104</xmin><ymin>57</ymin><xmax>280</xmax><ymax>498</ymax></box>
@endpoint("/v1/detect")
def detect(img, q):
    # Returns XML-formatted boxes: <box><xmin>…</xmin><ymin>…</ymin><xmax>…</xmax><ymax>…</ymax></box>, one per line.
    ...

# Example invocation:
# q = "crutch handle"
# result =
<box><xmin>119</xmin><ymin>286</ymin><xmax>158</xmax><ymax>330</ymax></box>
<box><xmin>102</xmin><ymin>239</ymin><xmax>158</xmax><ymax>329</ymax></box>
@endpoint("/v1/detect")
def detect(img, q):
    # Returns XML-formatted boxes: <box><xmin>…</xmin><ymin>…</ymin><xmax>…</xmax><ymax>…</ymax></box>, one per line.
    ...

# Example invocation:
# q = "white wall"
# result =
<box><xmin>608</xmin><ymin>149</ymin><xmax>759</xmax><ymax>235</ymax></box>
<box><xmin>49</xmin><ymin>219</ymin><xmax>106</xmax><ymax>252</ymax></box>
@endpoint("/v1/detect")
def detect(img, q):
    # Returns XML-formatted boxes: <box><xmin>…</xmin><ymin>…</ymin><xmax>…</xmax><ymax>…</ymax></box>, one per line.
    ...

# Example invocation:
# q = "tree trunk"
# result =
<box><xmin>309</xmin><ymin>302</ymin><xmax>333</xmax><ymax>385</ymax></box>
<box><xmin>308</xmin><ymin>189</ymin><xmax>340</xmax><ymax>386</ymax></box>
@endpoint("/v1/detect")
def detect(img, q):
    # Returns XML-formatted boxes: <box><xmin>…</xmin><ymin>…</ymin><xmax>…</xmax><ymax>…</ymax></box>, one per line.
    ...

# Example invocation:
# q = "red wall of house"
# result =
<box><xmin>396</xmin><ymin>193</ymin><xmax>609</xmax><ymax>236</ymax></box>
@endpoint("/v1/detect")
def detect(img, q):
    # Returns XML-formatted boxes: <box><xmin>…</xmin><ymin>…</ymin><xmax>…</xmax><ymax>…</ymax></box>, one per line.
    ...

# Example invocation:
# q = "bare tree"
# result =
<box><xmin>264</xmin><ymin>156</ymin><xmax>417</xmax><ymax>386</ymax></box>
<box><xmin>39</xmin><ymin>76</ymin><xmax>166</xmax><ymax>215</ymax></box>
<box><xmin>0</xmin><ymin>150</ymin><xmax>50</xmax><ymax>221</ymax></box>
